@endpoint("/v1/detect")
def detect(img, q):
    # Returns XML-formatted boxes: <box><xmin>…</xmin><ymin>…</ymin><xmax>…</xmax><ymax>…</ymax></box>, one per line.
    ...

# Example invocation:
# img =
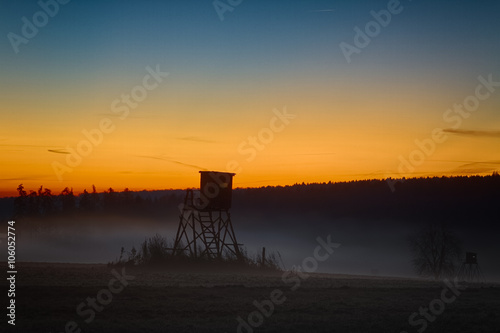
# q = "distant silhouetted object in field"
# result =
<box><xmin>458</xmin><ymin>252</ymin><xmax>485</xmax><ymax>283</ymax></box>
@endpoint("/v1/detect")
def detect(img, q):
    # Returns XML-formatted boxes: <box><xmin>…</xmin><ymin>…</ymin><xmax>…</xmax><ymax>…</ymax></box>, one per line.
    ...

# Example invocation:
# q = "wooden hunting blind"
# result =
<box><xmin>465</xmin><ymin>252</ymin><xmax>477</xmax><ymax>264</ymax></box>
<box><xmin>458</xmin><ymin>252</ymin><xmax>484</xmax><ymax>282</ymax></box>
<box><xmin>199</xmin><ymin>171</ymin><xmax>234</xmax><ymax>211</ymax></box>
<box><xmin>173</xmin><ymin>171</ymin><xmax>241</xmax><ymax>259</ymax></box>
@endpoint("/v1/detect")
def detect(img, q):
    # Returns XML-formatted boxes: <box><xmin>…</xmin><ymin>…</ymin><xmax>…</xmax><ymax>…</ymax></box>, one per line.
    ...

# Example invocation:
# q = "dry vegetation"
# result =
<box><xmin>8</xmin><ymin>262</ymin><xmax>500</xmax><ymax>333</ymax></box>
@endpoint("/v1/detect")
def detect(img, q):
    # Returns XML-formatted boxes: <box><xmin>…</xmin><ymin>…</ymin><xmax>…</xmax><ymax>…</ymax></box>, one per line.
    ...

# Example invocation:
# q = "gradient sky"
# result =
<box><xmin>1</xmin><ymin>0</ymin><xmax>499</xmax><ymax>196</ymax></box>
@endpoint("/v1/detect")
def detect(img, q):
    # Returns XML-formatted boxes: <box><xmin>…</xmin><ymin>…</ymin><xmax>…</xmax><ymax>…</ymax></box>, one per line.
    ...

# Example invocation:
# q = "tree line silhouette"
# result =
<box><xmin>9</xmin><ymin>173</ymin><xmax>500</xmax><ymax>228</ymax></box>
<box><xmin>13</xmin><ymin>184</ymin><xmax>182</xmax><ymax>221</ymax></box>
<box><xmin>232</xmin><ymin>173</ymin><xmax>500</xmax><ymax>227</ymax></box>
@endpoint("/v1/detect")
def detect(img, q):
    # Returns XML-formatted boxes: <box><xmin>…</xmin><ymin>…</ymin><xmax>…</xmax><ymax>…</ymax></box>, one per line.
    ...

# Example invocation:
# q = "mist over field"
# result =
<box><xmin>8</xmin><ymin>216</ymin><xmax>500</xmax><ymax>280</ymax></box>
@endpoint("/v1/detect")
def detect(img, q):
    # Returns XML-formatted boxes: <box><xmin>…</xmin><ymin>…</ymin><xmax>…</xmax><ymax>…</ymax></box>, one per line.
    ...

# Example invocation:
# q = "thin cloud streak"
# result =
<box><xmin>48</xmin><ymin>149</ymin><xmax>71</xmax><ymax>154</ymax></box>
<box><xmin>457</xmin><ymin>161</ymin><xmax>500</xmax><ymax>168</ymax></box>
<box><xmin>177</xmin><ymin>136</ymin><xmax>216</xmax><ymax>143</ymax></box>
<box><xmin>0</xmin><ymin>144</ymin><xmax>48</xmax><ymax>148</ymax></box>
<box><xmin>293</xmin><ymin>152</ymin><xmax>336</xmax><ymax>156</ymax></box>
<box><xmin>0</xmin><ymin>175</ymin><xmax>52</xmax><ymax>181</ymax></box>
<box><xmin>449</xmin><ymin>160</ymin><xmax>500</xmax><ymax>175</ymax></box>
<box><xmin>308</xmin><ymin>9</ymin><xmax>335</xmax><ymax>13</ymax></box>
<box><xmin>94</xmin><ymin>113</ymin><xmax>150</xmax><ymax>119</ymax></box>
<box><xmin>134</xmin><ymin>155</ymin><xmax>207</xmax><ymax>171</ymax></box>
<box><xmin>443</xmin><ymin>129</ymin><xmax>500</xmax><ymax>138</ymax></box>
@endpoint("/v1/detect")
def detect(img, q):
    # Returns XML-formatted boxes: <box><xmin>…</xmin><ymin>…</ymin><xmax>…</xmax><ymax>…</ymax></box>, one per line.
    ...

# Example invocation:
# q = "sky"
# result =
<box><xmin>1</xmin><ymin>0</ymin><xmax>499</xmax><ymax>197</ymax></box>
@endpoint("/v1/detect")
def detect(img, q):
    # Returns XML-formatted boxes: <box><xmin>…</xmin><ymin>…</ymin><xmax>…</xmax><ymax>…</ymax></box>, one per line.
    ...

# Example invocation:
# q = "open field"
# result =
<box><xmin>3</xmin><ymin>262</ymin><xmax>500</xmax><ymax>333</ymax></box>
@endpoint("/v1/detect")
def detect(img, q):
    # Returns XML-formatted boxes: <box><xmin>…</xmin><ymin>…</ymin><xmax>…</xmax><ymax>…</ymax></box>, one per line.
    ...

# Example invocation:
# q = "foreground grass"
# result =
<box><xmin>9</xmin><ymin>263</ymin><xmax>500</xmax><ymax>333</ymax></box>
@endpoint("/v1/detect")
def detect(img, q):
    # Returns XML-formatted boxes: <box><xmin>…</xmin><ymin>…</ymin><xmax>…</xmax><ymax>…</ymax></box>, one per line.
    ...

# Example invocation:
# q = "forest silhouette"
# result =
<box><xmin>3</xmin><ymin>173</ymin><xmax>499</xmax><ymax>230</ymax></box>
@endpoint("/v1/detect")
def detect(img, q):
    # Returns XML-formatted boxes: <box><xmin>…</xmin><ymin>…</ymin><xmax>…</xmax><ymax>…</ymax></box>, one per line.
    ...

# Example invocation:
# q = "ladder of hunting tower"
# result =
<box><xmin>199</xmin><ymin>211</ymin><xmax>219</xmax><ymax>257</ymax></box>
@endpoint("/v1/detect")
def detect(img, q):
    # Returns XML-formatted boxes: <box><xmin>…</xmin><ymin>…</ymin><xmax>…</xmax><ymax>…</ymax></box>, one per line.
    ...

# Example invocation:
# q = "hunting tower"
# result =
<box><xmin>173</xmin><ymin>171</ymin><xmax>242</xmax><ymax>259</ymax></box>
<box><xmin>457</xmin><ymin>252</ymin><xmax>485</xmax><ymax>283</ymax></box>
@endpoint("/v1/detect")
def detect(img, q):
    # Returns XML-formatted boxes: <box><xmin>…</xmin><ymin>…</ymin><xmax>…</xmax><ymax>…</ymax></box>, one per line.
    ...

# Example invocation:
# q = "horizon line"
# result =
<box><xmin>1</xmin><ymin>172</ymin><xmax>498</xmax><ymax>198</ymax></box>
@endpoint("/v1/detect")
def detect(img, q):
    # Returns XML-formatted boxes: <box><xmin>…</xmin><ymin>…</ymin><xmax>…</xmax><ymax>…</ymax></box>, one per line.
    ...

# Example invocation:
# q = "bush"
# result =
<box><xmin>110</xmin><ymin>234</ymin><xmax>282</xmax><ymax>272</ymax></box>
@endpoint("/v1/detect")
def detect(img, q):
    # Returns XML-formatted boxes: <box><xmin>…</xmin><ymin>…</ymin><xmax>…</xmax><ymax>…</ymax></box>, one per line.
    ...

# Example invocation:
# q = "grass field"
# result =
<box><xmin>5</xmin><ymin>262</ymin><xmax>500</xmax><ymax>333</ymax></box>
